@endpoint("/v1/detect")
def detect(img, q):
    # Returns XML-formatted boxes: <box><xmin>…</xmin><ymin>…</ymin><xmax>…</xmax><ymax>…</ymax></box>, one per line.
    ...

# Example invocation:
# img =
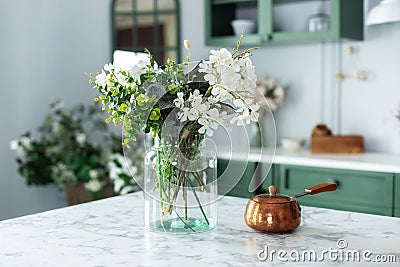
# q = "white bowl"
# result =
<box><xmin>281</xmin><ymin>138</ymin><xmax>304</xmax><ymax>152</ymax></box>
<box><xmin>231</xmin><ymin>19</ymin><xmax>256</xmax><ymax>36</ymax></box>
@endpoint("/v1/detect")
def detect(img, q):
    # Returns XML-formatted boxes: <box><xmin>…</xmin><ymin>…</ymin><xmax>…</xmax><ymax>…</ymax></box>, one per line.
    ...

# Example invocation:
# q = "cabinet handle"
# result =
<box><xmin>284</xmin><ymin>169</ymin><xmax>289</xmax><ymax>189</ymax></box>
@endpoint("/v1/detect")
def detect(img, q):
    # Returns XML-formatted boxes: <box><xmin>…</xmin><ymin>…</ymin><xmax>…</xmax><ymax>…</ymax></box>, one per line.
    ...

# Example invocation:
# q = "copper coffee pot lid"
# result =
<box><xmin>250</xmin><ymin>185</ymin><xmax>295</xmax><ymax>204</ymax></box>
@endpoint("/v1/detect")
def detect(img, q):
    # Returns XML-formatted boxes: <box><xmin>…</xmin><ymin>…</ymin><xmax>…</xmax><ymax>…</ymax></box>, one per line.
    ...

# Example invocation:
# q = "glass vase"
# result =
<box><xmin>144</xmin><ymin>133</ymin><xmax>217</xmax><ymax>233</ymax></box>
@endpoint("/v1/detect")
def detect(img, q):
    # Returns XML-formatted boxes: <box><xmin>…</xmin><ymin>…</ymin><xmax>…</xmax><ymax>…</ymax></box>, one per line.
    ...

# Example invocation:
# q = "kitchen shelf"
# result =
<box><xmin>205</xmin><ymin>0</ymin><xmax>363</xmax><ymax>46</ymax></box>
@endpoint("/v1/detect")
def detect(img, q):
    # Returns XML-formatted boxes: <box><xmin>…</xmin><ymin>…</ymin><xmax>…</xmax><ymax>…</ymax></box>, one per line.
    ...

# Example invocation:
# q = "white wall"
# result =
<box><xmin>0</xmin><ymin>0</ymin><xmax>112</xmax><ymax>220</ymax></box>
<box><xmin>180</xmin><ymin>0</ymin><xmax>400</xmax><ymax>153</ymax></box>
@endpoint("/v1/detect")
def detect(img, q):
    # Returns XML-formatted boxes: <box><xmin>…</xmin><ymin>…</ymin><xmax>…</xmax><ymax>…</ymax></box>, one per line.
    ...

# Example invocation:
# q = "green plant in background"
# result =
<box><xmin>10</xmin><ymin>101</ymin><xmax>142</xmax><ymax>200</ymax></box>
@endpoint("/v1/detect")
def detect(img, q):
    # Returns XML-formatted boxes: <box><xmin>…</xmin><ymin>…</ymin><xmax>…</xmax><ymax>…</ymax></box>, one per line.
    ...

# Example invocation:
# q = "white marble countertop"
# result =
<box><xmin>217</xmin><ymin>147</ymin><xmax>400</xmax><ymax>173</ymax></box>
<box><xmin>0</xmin><ymin>192</ymin><xmax>399</xmax><ymax>266</ymax></box>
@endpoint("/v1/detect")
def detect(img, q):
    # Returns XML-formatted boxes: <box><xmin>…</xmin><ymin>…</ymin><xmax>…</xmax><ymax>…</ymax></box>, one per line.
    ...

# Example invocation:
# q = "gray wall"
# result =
<box><xmin>0</xmin><ymin>0</ymin><xmax>112</xmax><ymax>220</ymax></box>
<box><xmin>180</xmin><ymin>0</ymin><xmax>400</xmax><ymax>153</ymax></box>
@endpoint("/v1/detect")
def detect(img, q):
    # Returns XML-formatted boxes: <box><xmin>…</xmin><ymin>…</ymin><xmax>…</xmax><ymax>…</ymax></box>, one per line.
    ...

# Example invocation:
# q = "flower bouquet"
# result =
<box><xmin>88</xmin><ymin>36</ymin><xmax>261</xmax><ymax>232</ymax></box>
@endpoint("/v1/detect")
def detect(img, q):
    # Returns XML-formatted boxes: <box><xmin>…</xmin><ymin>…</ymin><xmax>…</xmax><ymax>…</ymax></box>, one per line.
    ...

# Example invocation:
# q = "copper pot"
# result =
<box><xmin>245</xmin><ymin>182</ymin><xmax>337</xmax><ymax>233</ymax></box>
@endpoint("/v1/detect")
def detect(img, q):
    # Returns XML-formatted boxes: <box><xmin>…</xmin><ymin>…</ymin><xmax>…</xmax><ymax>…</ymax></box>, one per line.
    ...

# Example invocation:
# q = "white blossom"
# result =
<box><xmin>209</xmin><ymin>48</ymin><xmax>233</xmax><ymax>65</ymax></box>
<box><xmin>89</xmin><ymin>169</ymin><xmax>99</xmax><ymax>179</ymax></box>
<box><xmin>107</xmin><ymin>153</ymin><xmax>138</xmax><ymax>195</ymax></box>
<box><xmin>177</xmin><ymin>47</ymin><xmax>260</xmax><ymax>136</ymax></box>
<box><xmin>173</xmin><ymin>92</ymin><xmax>185</xmax><ymax>109</ymax></box>
<box><xmin>128</xmin><ymin>58</ymin><xmax>150</xmax><ymax>80</ymax></box>
<box><xmin>75</xmin><ymin>133</ymin><xmax>86</xmax><ymax>145</ymax></box>
<box><xmin>9</xmin><ymin>139</ymin><xmax>19</xmax><ymax>151</ymax></box>
<box><xmin>95</xmin><ymin>70</ymin><xmax>108</xmax><ymax>87</ymax></box>
<box><xmin>104</xmin><ymin>63</ymin><xmax>113</xmax><ymax>72</ymax></box>
<box><xmin>84</xmin><ymin>178</ymin><xmax>104</xmax><ymax>193</ymax></box>
<box><xmin>115</xmin><ymin>72</ymin><xmax>129</xmax><ymax>87</ymax></box>
<box><xmin>20</xmin><ymin>136</ymin><xmax>31</xmax><ymax>149</ymax></box>
<box><xmin>198</xmin><ymin>108</ymin><xmax>223</xmax><ymax>137</ymax></box>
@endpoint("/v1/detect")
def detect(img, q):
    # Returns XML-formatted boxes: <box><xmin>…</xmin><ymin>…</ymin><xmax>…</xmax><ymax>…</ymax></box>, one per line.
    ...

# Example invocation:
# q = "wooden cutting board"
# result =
<box><xmin>310</xmin><ymin>135</ymin><xmax>364</xmax><ymax>154</ymax></box>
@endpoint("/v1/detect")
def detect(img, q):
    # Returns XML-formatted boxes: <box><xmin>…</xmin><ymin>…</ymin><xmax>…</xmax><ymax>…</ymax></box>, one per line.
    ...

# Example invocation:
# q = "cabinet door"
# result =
<box><xmin>395</xmin><ymin>174</ymin><xmax>400</xmax><ymax>218</ymax></box>
<box><xmin>217</xmin><ymin>159</ymin><xmax>257</xmax><ymax>198</ymax></box>
<box><xmin>278</xmin><ymin>165</ymin><xmax>393</xmax><ymax>216</ymax></box>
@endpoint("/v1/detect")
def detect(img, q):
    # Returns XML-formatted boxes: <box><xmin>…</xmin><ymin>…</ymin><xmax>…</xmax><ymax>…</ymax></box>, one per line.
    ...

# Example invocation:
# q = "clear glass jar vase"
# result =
<box><xmin>144</xmin><ymin>132</ymin><xmax>217</xmax><ymax>233</ymax></box>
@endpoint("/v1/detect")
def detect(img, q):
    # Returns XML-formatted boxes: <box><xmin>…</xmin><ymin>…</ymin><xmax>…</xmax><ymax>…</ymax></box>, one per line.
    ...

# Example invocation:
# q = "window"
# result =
<box><xmin>112</xmin><ymin>0</ymin><xmax>181</xmax><ymax>65</ymax></box>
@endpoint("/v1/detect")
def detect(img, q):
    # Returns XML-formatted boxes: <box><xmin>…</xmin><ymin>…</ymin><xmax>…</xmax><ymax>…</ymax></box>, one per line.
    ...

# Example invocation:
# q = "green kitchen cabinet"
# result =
<box><xmin>275</xmin><ymin>164</ymin><xmax>394</xmax><ymax>216</ymax></box>
<box><xmin>395</xmin><ymin>174</ymin><xmax>400</xmax><ymax>217</ymax></box>
<box><xmin>205</xmin><ymin>0</ymin><xmax>364</xmax><ymax>46</ymax></box>
<box><xmin>217</xmin><ymin>159</ymin><xmax>274</xmax><ymax>198</ymax></box>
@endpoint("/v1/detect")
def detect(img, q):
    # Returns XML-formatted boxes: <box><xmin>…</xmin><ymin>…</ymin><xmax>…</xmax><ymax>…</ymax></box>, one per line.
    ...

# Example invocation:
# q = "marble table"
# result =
<box><xmin>0</xmin><ymin>192</ymin><xmax>399</xmax><ymax>266</ymax></box>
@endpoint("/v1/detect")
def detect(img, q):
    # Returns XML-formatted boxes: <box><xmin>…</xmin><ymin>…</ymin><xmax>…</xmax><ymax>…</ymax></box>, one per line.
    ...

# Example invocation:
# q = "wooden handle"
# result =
<box><xmin>306</xmin><ymin>182</ymin><xmax>337</xmax><ymax>195</ymax></box>
<box><xmin>268</xmin><ymin>185</ymin><xmax>278</xmax><ymax>196</ymax></box>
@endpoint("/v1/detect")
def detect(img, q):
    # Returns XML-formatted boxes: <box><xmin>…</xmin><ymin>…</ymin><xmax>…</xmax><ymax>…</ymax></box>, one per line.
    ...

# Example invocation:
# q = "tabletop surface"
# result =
<box><xmin>0</xmin><ymin>192</ymin><xmax>399</xmax><ymax>266</ymax></box>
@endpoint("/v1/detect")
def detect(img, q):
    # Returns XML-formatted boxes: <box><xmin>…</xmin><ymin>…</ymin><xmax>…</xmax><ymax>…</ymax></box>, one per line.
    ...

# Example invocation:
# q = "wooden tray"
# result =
<box><xmin>310</xmin><ymin>135</ymin><xmax>364</xmax><ymax>154</ymax></box>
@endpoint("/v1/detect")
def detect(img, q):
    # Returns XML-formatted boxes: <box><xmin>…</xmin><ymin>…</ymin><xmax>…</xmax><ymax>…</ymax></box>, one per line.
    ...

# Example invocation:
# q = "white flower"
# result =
<box><xmin>177</xmin><ymin>90</ymin><xmax>210</xmax><ymax>122</ymax></box>
<box><xmin>53</xmin><ymin>101</ymin><xmax>65</xmax><ymax>110</ymax></box>
<box><xmin>9</xmin><ymin>139</ymin><xmax>19</xmax><ymax>151</ymax></box>
<box><xmin>95</xmin><ymin>70</ymin><xmax>108</xmax><ymax>87</ymax></box>
<box><xmin>189</xmin><ymin>98</ymin><xmax>208</xmax><ymax>121</ymax></box>
<box><xmin>198</xmin><ymin>108</ymin><xmax>222</xmax><ymax>137</ymax></box>
<box><xmin>216</xmin><ymin>64</ymin><xmax>240</xmax><ymax>89</ymax></box>
<box><xmin>20</xmin><ymin>136</ymin><xmax>31</xmax><ymax>149</ymax></box>
<box><xmin>84</xmin><ymin>178</ymin><xmax>104</xmax><ymax>193</ymax></box>
<box><xmin>210</xmin><ymin>85</ymin><xmax>231</xmax><ymax>103</ymax></box>
<box><xmin>173</xmin><ymin>92</ymin><xmax>185</xmax><ymax>109</ymax></box>
<box><xmin>75</xmin><ymin>133</ymin><xmax>86</xmax><ymax>145</ymax></box>
<box><xmin>188</xmin><ymin>89</ymin><xmax>201</xmax><ymax>101</ymax></box>
<box><xmin>178</xmin><ymin>107</ymin><xmax>191</xmax><ymax>122</ymax></box>
<box><xmin>115</xmin><ymin>72</ymin><xmax>129</xmax><ymax>87</ymax></box>
<box><xmin>203</xmin><ymin>72</ymin><xmax>218</xmax><ymax>85</ymax></box>
<box><xmin>209</xmin><ymin>48</ymin><xmax>233</xmax><ymax>65</ymax></box>
<box><xmin>104</xmin><ymin>63</ymin><xmax>113</xmax><ymax>72</ymax></box>
<box><xmin>89</xmin><ymin>170</ymin><xmax>99</xmax><ymax>179</ymax></box>
<box><xmin>128</xmin><ymin>58</ymin><xmax>150</xmax><ymax>80</ymax></box>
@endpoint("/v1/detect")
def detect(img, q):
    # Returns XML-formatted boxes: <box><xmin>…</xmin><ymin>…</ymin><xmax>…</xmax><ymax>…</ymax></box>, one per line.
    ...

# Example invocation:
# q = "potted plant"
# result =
<box><xmin>10</xmin><ymin>101</ymin><xmax>142</xmax><ymax>205</ymax></box>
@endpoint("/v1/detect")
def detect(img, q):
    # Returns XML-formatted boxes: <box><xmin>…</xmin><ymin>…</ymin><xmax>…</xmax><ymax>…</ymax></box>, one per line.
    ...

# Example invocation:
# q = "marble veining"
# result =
<box><xmin>0</xmin><ymin>192</ymin><xmax>399</xmax><ymax>266</ymax></box>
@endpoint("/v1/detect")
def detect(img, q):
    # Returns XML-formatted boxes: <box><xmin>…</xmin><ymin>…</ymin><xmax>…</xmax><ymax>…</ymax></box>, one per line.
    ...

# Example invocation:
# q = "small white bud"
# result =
<box><xmin>184</xmin><ymin>39</ymin><xmax>191</xmax><ymax>50</ymax></box>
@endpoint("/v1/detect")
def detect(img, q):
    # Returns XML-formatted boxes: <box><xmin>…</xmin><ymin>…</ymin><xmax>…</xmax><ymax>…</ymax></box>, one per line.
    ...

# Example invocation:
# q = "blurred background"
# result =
<box><xmin>1</xmin><ymin>0</ymin><xmax>400</xmax><ymax>220</ymax></box>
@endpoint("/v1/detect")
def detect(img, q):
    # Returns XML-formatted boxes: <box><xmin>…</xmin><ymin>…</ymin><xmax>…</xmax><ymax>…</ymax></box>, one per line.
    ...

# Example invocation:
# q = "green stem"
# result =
<box><xmin>192</xmin><ymin>171</ymin><xmax>207</xmax><ymax>191</ymax></box>
<box><xmin>187</xmin><ymin>178</ymin><xmax>210</xmax><ymax>225</ymax></box>
<box><xmin>183</xmin><ymin>173</ymin><xmax>188</xmax><ymax>220</ymax></box>
<box><xmin>156</xmin><ymin>148</ymin><xmax>164</xmax><ymax>218</ymax></box>
<box><xmin>174</xmin><ymin>208</ymin><xmax>195</xmax><ymax>233</ymax></box>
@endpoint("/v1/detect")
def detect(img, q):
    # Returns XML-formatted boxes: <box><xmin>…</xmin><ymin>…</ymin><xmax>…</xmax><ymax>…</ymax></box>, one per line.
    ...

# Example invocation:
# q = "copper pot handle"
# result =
<box><xmin>294</xmin><ymin>182</ymin><xmax>337</xmax><ymax>198</ymax></box>
<box><xmin>307</xmin><ymin>182</ymin><xmax>337</xmax><ymax>195</ymax></box>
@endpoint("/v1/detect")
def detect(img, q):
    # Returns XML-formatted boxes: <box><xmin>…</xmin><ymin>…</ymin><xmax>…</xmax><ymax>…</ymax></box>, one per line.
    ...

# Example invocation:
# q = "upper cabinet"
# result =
<box><xmin>205</xmin><ymin>0</ymin><xmax>364</xmax><ymax>46</ymax></box>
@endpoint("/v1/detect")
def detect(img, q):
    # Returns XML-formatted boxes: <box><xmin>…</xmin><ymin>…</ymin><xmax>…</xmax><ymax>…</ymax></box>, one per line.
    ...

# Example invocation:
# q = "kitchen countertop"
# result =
<box><xmin>217</xmin><ymin>147</ymin><xmax>400</xmax><ymax>173</ymax></box>
<box><xmin>0</xmin><ymin>192</ymin><xmax>399</xmax><ymax>266</ymax></box>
